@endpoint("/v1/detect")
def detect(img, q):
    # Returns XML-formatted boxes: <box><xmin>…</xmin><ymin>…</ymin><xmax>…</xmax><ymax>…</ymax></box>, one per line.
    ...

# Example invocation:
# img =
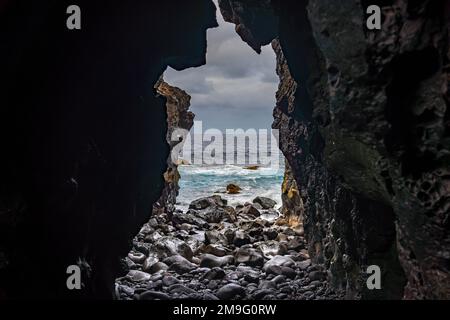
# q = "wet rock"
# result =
<box><xmin>118</xmin><ymin>285</ymin><xmax>134</xmax><ymax>297</ymax></box>
<box><xmin>260</xmin><ymin>209</ymin><xmax>280</xmax><ymax>221</ymax></box>
<box><xmin>127</xmin><ymin>270</ymin><xmax>151</xmax><ymax>282</ymax></box>
<box><xmin>202</xmin><ymin>207</ymin><xmax>229</xmax><ymax>224</ymax></box>
<box><xmin>148</xmin><ymin>262</ymin><xmax>169</xmax><ymax>274</ymax></box>
<box><xmin>201</xmin><ymin>244</ymin><xmax>231</xmax><ymax>257</ymax></box>
<box><xmin>258</xmin><ymin>280</ymin><xmax>277</xmax><ymax>290</ymax></box>
<box><xmin>142</xmin><ymin>256</ymin><xmax>159</xmax><ymax>273</ymax></box>
<box><xmin>191</xmin><ymin>256</ymin><xmax>201</xmax><ymax>265</ymax></box>
<box><xmin>205</xmin><ymin>230</ymin><xmax>227</xmax><ymax>245</ymax></box>
<box><xmin>177</xmin><ymin>242</ymin><xmax>194</xmax><ymax>260</ymax></box>
<box><xmin>134</xmin><ymin>243</ymin><xmax>150</xmax><ymax>256</ymax></box>
<box><xmin>237</xmin><ymin>204</ymin><xmax>260</xmax><ymax>218</ymax></box>
<box><xmin>189</xmin><ymin>195</ymin><xmax>227</xmax><ymax>210</ymax></box>
<box><xmin>233</xmin><ymin>230</ymin><xmax>252</xmax><ymax>247</ymax></box>
<box><xmin>146</xmin><ymin>280</ymin><xmax>163</xmax><ymax>290</ymax></box>
<box><xmin>253</xmin><ymin>197</ymin><xmax>277</xmax><ymax>209</ymax></box>
<box><xmin>202</xmin><ymin>267</ymin><xmax>226</xmax><ymax>280</ymax></box>
<box><xmin>257</xmin><ymin>241</ymin><xmax>281</xmax><ymax>259</ymax></box>
<box><xmin>216</xmin><ymin>284</ymin><xmax>246</xmax><ymax>300</ymax></box>
<box><xmin>309</xmin><ymin>271</ymin><xmax>326</xmax><ymax>281</ymax></box>
<box><xmin>169</xmin><ymin>263</ymin><xmax>196</xmax><ymax>275</ymax></box>
<box><xmin>223</xmin><ymin>206</ymin><xmax>237</xmax><ymax>222</ymax></box>
<box><xmin>297</xmin><ymin>259</ymin><xmax>311</xmax><ymax>271</ymax></box>
<box><xmin>144</xmin><ymin>231</ymin><xmax>163</xmax><ymax>243</ymax></box>
<box><xmin>149</xmin><ymin>218</ymin><xmax>160</xmax><ymax>228</ymax></box>
<box><xmin>272</xmin><ymin>275</ymin><xmax>286</xmax><ymax>284</ymax></box>
<box><xmin>224</xmin><ymin>228</ymin><xmax>236</xmax><ymax>244</ymax></box>
<box><xmin>236</xmin><ymin>266</ymin><xmax>260</xmax><ymax>283</ymax></box>
<box><xmin>163</xmin><ymin>255</ymin><xmax>195</xmax><ymax>267</ymax></box>
<box><xmin>139</xmin><ymin>290</ymin><xmax>170</xmax><ymax>300</ymax></box>
<box><xmin>172</xmin><ymin>211</ymin><xmax>209</xmax><ymax>229</ymax></box>
<box><xmin>226</xmin><ymin>183</ymin><xmax>241</xmax><ymax>194</ymax></box>
<box><xmin>263</xmin><ymin>228</ymin><xmax>278</xmax><ymax>240</ymax></box>
<box><xmin>138</xmin><ymin>224</ymin><xmax>154</xmax><ymax>236</ymax></box>
<box><xmin>286</xmin><ymin>237</ymin><xmax>304</xmax><ymax>251</ymax></box>
<box><xmin>253</xmin><ymin>289</ymin><xmax>275</xmax><ymax>299</ymax></box>
<box><xmin>125</xmin><ymin>257</ymin><xmax>137</xmax><ymax>270</ymax></box>
<box><xmin>168</xmin><ymin>283</ymin><xmax>196</xmax><ymax>295</ymax></box>
<box><xmin>200</xmin><ymin>254</ymin><xmax>234</xmax><ymax>268</ymax></box>
<box><xmin>162</xmin><ymin>275</ymin><xmax>180</xmax><ymax>287</ymax></box>
<box><xmin>263</xmin><ymin>255</ymin><xmax>296</xmax><ymax>272</ymax></box>
<box><xmin>178</xmin><ymin>223</ymin><xmax>193</xmax><ymax>231</ymax></box>
<box><xmin>266</xmin><ymin>265</ymin><xmax>296</xmax><ymax>279</ymax></box>
<box><xmin>234</xmin><ymin>247</ymin><xmax>264</xmax><ymax>267</ymax></box>
<box><xmin>155</xmin><ymin>236</ymin><xmax>194</xmax><ymax>261</ymax></box>
<box><xmin>207</xmin><ymin>280</ymin><xmax>220</xmax><ymax>290</ymax></box>
<box><xmin>128</xmin><ymin>252</ymin><xmax>146</xmax><ymax>264</ymax></box>
<box><xmin>203</xmin><ymin>293</ymin><xmax>220</xmax><ymax>300</ymax></box>
<box><xmin>163</xmin><ymin>255</ymin><xmax>197</xmax><ymax>274</ymax></box>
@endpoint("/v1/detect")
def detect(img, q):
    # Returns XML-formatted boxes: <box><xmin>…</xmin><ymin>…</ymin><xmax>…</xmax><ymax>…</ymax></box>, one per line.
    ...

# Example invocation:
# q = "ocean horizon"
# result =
<box><xmin>175</xmin><ymin>135</ymin><xmax>284</xmax><ymax>211</ymax></box>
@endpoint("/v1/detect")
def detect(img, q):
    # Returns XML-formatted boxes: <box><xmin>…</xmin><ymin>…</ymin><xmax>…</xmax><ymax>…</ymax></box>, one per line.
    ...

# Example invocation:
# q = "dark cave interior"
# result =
<box><xmin>0</xmin><ymin>0</ymin><xmax>449</xmax><ymax>300</ymax></box>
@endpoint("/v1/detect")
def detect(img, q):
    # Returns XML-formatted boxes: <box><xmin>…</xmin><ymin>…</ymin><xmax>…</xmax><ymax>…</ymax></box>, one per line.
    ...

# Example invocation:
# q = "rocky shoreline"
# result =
<box><xmin>116</xmin><ymin>194</ymin><xmax>343</xmax><ymax>300</ymax></box>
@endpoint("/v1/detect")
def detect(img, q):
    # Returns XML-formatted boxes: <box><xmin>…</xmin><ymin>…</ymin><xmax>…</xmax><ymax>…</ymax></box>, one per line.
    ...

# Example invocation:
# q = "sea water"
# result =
<box><xmin>175</xmin><ymin>134</ymin><xmax>284</xmax><ymax>212</ymax></box>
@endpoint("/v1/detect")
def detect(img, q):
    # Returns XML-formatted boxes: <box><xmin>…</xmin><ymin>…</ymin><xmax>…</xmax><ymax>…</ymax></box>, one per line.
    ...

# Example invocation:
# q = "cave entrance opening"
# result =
<box><xmin>163</xmin><ymin>0</ymin><xmax>283</xmax><ymax>218</ymax></box>
<box><xmin>115</xmin><ymin>1</ymin><xmax>309</xmax><ymax>301</ymax></box>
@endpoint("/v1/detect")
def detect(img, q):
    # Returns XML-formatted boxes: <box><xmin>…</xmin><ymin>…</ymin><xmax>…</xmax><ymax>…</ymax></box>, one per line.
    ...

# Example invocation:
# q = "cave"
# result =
<box><xmin>0</xmin><ymin>0</ymin><xmax>449</xmax><ymax>301</ymax></box>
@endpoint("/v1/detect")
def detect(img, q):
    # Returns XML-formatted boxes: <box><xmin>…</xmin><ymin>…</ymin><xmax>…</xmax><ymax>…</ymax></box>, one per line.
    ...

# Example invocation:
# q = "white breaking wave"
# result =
<box><xmin>176</xmin><ymin>163</ymin><xmax>284</xmax><ymax>212</ymax></box>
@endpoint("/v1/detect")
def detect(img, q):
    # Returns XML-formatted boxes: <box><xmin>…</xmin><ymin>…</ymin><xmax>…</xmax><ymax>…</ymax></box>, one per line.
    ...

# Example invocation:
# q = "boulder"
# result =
<box><xmin>163</xmin><ymin>255</ymin><xmax>194</xmax><ymax>266</ymax></box>
<box><xmin>257</xmin><ymin>241</ymin><xmax>281</xmax><ymax>259</ymax></box>
<box><xmin>253</xmin><ymin>289</ymin><xmax>274</xmax><ymax>299</ymax></box>
<box><xmin>168</xmin><ymin>284</ymin><xmax>196</xmax><ymax>295</ymax></box>
<box><xmin>169</xmin><ymin>262</ymin><xmax>196</xmax><ymax>275</ymax></box>
<box><xmin>265</xmin><ymin>265</ymin><xmax>296</xmax><ymax>279</ymax></box>
<box><xmin>216</xmin><ymin>284</ymin><xmax>246</xmax><ymax>300</ymax></box>
<box><xmin>233</xmin><ymin>230</ymin><xmax>252</xmax><ymax>247</ymax></box>
<box><xmin>263</xmin><ymin>255</ymin><xmax>296</xmax><ymax>272</ymax></box>
<box><xmin>234</xmin><ymin>247</ymin><xmax>264</xmax><ymax>267</ymax></box>
<box><xmin>200</xmin><ymin>254</ymin><xmax>234</xmax><ymax>268</ymax></box>
<box><xmin>127</xmin><ymin>252</ymin><xmax>146</xmax><ymax>264</ymax></box>
<box><xmin>155</xmin><ymin>236</ymin><xmax>193</xmax><ymax>261</ymax></box>
<box><xmin>202</xmin><ymin>244</ymin><xmax>231</xmax><ymax>257</ymax></box>
<box><xmin>286</xmin><ymin>237</ymin><xmax>304</xmax><ymax>251</ymax></box>
<box><xmin>297</xmin><ymin>259</ymin><xmax>311</xmax><ymax>271</ymax></box>
<box><xmin>162</xmin><ymin>275</ymin><xmax>180</xmax><ymax>287</ymax></box>
<box><xmin>309</xmin><ymin>270</ymin><xmax>326</xmax><ymax>281</ymax></box>
<box><xmin>258</xmin><ymin>280</ymin><xmax>277</xmax><ymax>290</ymax></box>
<box><xmin>202</xmin><ymin>207</ymin><xmax>228</xmax><ymax>224</ymax></box>
<box><xmin>172</xmin><ymin>211</ymin><xmax>209</xmax><ymax>229</ymax></box>
<box><xmin>205</xmin><ymin>230</ymin><xmax>227</xmax><ymax>245</ymax></box>
<box><xmin>138</xmin><ymin>290</ymin><xmax>170</xmax><ymax>300</ymax></box>
<box><xmin>262</xmin><ymin>228</ymin><xmax>278</xmax><ymax>240</ymax></box>
<box><xmin>253</xmin><ymin>196</ymin><xmax>277</xmax><ymax>209</ymax></box>
<box><xmin>226</xmin><ymin>183</ymin><xmax>241</xmax><ymax>194</ymax></box>
<box><xmin>148</xmin><ymin>262</ymin><xmax>169</xmax><ymax>274</ymax></box>
<box><xmin>142</xmin><ymin>256</ymin><xmax>159</xmax><ymax>273</ymax></box>
<box><xmin>237</xmin><ymin>204</ymin><xmax>260</xmax><ymax>217</ymax></box>
<box><xmin>127</xmin><ymin>270</ymin><xmax>151</xmax><ymax>282</ymax></box>
<box><xmin>189</xmin><ymin>195</ymin><xmax>227</xmax><ymax>210</ymax></box>
<box><xmin>202</xmin><ymin>267</ymin><xmax>226</xmax><ymax>280</ymax></box>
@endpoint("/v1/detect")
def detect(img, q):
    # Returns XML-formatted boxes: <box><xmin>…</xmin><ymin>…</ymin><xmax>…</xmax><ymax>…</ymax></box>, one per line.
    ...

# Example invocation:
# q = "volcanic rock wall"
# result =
<box><xmin>0</xmin><ymin>0</ymin><xmax>216</xmax><ymax>299</ymax></box>
<box><xmin>220</xmin><ymin>0</ymin><xmax>449</xmax><ymax>299</ymax></box>
<box><xmin>153</xmin><ymin>80</ymin><xmax>194</xmax><ymax>217</ymax></box>
<box><xmin>279</xmin><ymin>161</ymin><xmax>304</xmax><ymax>229</ymax></box>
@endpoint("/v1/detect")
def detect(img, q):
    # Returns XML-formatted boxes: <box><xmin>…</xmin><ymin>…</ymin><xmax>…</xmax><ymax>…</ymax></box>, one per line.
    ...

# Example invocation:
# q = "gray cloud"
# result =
<box><xmin>164</xmin><ymin>0</ymin><xmax>278</xmax><ymax>130</ymax></box>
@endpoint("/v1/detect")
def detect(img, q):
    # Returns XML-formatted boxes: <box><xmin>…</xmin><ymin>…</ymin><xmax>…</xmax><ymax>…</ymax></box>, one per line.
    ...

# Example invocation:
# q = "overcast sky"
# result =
<box><xmin>164</xmin><ymin>1</ymin><xmax>278</xmax><ymax>131</ymax></box>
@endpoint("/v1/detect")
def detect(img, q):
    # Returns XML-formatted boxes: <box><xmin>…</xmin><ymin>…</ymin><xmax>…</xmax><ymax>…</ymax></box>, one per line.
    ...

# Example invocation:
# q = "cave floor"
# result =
<box><xmin>116</xmin><ymin>196</ymin><xmax>343</xmax><ymax>300</ymax></box>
